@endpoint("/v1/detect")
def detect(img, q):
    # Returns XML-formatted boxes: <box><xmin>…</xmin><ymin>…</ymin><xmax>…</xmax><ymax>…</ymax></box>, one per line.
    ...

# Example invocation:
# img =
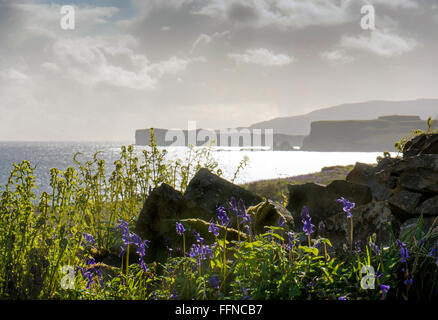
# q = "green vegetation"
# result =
<box><xmin>0</xmin><ymin>129</ymin><xmax>437</xmax><ymax>300</ymax></box>
<box><xmin>241</xmin><ymin>165</ymin><xmax>354</xmax><ymax>203</ymax></box>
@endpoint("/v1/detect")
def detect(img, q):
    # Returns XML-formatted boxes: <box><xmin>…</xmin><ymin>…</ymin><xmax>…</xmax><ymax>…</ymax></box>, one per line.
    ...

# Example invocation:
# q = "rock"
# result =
<box><xmin>347</xmin><ymin>162</ymin><xmax>393</xmax><ymax>201</ymax></box>
<box><xmin>327</xmin><ymin>180</ymin><xmax>372</xmax><ymax>205</ymax></box>
<box><xmin>388</xmin><ymin>190</ymin><xmax>424</xmax><ymax>219</ymax></box>
<box><xmin>246</xmin><ymin>199</ymin><xmax>294</xmax><ymax>235</ymax></box>
<box><xmin>346</xmin><ymin>162</ymin><xmax>376</xmax><ymax>185</ymax></box>
<box><xmin>135</xmin><ymin>183</ymin><xmax>211</xmax><ymax>263</ymax></box>
<box><xmin>399</xmin><ymin>217</ymin><xmax>438</xmax><ymax>240</ymax></box>
<box><xmin>398</xmin><ymin>169</ymin><xmax>438</xmax><ymax>194</ymax></box>
<box><xmin>403</xmin><ymin>133</ymin><xmax>438</xmax><ymax>157</ymax></box>
<box><xmin>325</xmin><ymin>201</ymin><xmax>400</xmax><ymax>250</ymax></box>
<box><xmin>416</xmin><ymin>196</ymin><xmax>438</xmax><ymax>216</ymax></box>
<box><xmin>286</xmin><ymin>180</ymin><xmax>372</xmax><ymax>228</ymax></box>
<box><xmin>184</xmin><ymin>168</ymin><xmax>263</xmax><ymax>214</ymax></box>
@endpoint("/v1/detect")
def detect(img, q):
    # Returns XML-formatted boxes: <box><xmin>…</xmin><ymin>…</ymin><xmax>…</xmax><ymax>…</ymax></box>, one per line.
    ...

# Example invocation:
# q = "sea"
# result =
<box><xmin>0</xmin><ymin>141</ymin><xmax>390</xmax><ymax>197</ymax></box>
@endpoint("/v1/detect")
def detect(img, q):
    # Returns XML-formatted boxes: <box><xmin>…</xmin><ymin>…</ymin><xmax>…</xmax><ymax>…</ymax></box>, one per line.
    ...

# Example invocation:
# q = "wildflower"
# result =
<box><xmin>278</xmin><ymin>216</ymin><xmax>285</xmax><ymax>227</ymax></box>
<box><xmin>189</xmin><ymin>243</ymin><xmax>213</xmax><ymax>266</ymax></box>
<box><xmin>338</xmin><ymin>295</ymin><xmax>348</xmax><ymax>300</ymax></box>
<box><xmin>404</xmin><ymin>278</ymin><xmax>413</xmax><ymax>286</ymax></box>
<box><xmin>115</xmin><ymin>220</ymin><xmax>150</xmax><ymax>272</ymax></box>
<box><xmin>241</xmin><ymin>287</ymin><xmax>250</xmax><ymax>300</ymax></box>
<box><xmin>78</xmin><ymin>258</ymin><xmax>104</xmax><ymax>289</ymax></box>
<box><xmin>82</xmin><ymin>233</ymin><xmax>95</xmax><ymax>246</ymax></box>
<box><xmin>229</xmin><ymin>197</ymin><xmax>238</xmax><ymax>215</ymax></box>
<box><xmin>176</xmin><ymin>222</ymin><xmax>185</xmax><ymax>235</ymax></box>
<box><xmin>429</xmin><ymin>242</ymin><xmax>438</xmax><ymax>265</ymax></box>
<box><xmin>193</xmin><ymin>230</ymin><xmax>205</xmax><ymax>244</ymax></box>
<box><xmin>354</xmin><ymin>240</ymin><xmax>362</xmax><ymax>254</ymax></box>
<box><xmin>301</xmin><ymin>206</ymin><xmax>314</xmax><ymax>236</ymax></box>
<box><xmin>237</xmin><ymin>199</ymin><xmax>251</xmax><ymax>225</ymax></box>
<box><xmin>369</xmin><ymin>239</ymin><xmax>380</xmax><ymax>256</ymax></box>
<box><xmin>209</xmin><ymin>275</ymin><xmax>220</xmax><ymax>290</ymax></box>
<box><xmin>396</xmin><ymin>239</ymin><xmax>409</xmax><ymax>263</ymax></box>
<box><xmin>380</xmin><ymin>284</ymin><xmax>390</xmax><ymax>299</ymax></box>
<box><xmin>335</xmin><ymin>197</ymin><xmax>355</xmax><ymax>218</ymax></box>
<box><xmin>217</xmin><ymin>206</ymin><xmax>230</xmax><ymax>227</ymax></box>
<box><xmin>208</xmin><ymin>220</ymin><xmax>219</xmax><ymax>237</ymax></box>
<box><xmin>286</xmin><ymin>232</ymin><xmax>296</xmax><ymax>251</ymax></box>
<box><xmin>170</xmin><ymin>290</ymin><xmax>178</xmax><ymax>300</ymax></box>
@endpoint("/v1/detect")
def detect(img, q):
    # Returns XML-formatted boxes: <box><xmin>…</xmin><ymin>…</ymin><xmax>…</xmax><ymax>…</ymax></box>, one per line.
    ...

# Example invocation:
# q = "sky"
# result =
<box><xmin>0</xmin><ymin>0</ymin><xmax>438</xmax><ymax>141</ymax></box>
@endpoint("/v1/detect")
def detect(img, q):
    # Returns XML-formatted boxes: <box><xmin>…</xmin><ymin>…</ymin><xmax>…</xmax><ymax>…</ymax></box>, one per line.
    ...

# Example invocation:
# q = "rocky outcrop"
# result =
<box><xmin>184</xmin><ymin>168</ymin><xmax>263</xmax><ymax>214</ymax></box>
<box><xmin>247</xmin><ymin>200</ymin><xmax>294</xmax><ymax>235</ymax></box>
<box><xmin>301</xmin><ymin>116</ymin><xmax>437</xmax><ymax>152</ymax></box>
<box><xmin>135</xmin><ymin>168</ymin><xmax>290</xmax><ymax>262</ymax></box>
<box><xmin>286</xmin><ymin>180</ymin><xmax>372</xmax><ymax>229</ymax></box>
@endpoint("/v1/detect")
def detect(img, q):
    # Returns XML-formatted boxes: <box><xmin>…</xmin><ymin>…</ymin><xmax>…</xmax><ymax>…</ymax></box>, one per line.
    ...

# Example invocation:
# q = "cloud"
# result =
<box><xmin>49</xmin><ymin>36</ymin><xmax>201</xmax><ymax>90</ymax></box>
<box><xmin>228</xmin><ymin>48</ymin><xmax>294</xmax><ymax>67</ymax></box>
<box><xmin>194</xmin><ymin>0</ymin><xmax>355</xmax><ymax>29</ymax></box>
<box><xmin>340</xmin><ymin>29</ymin><xmax>418</xmax><ymax>57</ymax></box>
<box><xmin>369</xmin><ymin>0</ymin><xmax>418</xmax><ymax>9</ymax></box>
<box><xmin>320</xmin><ymin>49</ymin><xmax>354</xmax><ymax>65</ymax></box>
<box><xmin>191</xmin><ymin>31</ymin><xmax>230</xmax><ymax>53</ymax></box>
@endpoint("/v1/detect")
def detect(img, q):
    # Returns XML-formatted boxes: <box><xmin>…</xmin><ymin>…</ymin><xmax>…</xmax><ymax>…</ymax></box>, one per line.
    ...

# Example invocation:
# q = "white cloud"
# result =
<box><xmin>0</xmin><ymin>67</ymin><xmax>29</xmax><ymax>81</ymax></box>
<box><xmin>228</xmin><ymin>48</ymin><xmax>294</xmax><ymax>67</ymax></box>
<box><xmin>191</xmin><ymin>31</ymin><xmax>230</xmax><ymax>53</ymax></box>
<box><xmin>321</xmin><ymin>49</ymin><xmax>354</xmax><ymax>65</ymax></box>
<box><xmin>50</xmin><ymin>36</ymin><xmax>202</xmax><ymax>89</ymax></box>
<box><xmin>340</xmin><ymin>29</ymin><xmax>418</xmax><ymax>57</ymax></box>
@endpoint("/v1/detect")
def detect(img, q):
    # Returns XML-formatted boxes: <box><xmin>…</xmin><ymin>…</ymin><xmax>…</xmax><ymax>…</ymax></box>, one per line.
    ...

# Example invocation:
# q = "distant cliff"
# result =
<box><xmin>135</xmin><ymin>128</ymin><xmax>305</xmax><ymax>150</ymax></box>
<box><xmin>301</xmin><ymin>115</ymin><xmax>436</xmax><ymax>152</ymax></box>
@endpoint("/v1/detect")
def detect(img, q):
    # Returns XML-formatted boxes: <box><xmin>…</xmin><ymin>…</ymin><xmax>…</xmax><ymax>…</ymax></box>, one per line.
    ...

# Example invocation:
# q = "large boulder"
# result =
<box><xmin>286</xmin><ymin>180</ymin><xmax>372</xmax><ymax>228</ymax></box>
<box><xmin>416</xmin><ymin>196</ymin><xmax>438</xmax><ymax>216</ymax></box>
<box><xmin>246</xmin><ymin>199</ymin><xmax>294</xmax><ymax>235</ymax></box>
<box><xmin>347</xmin><ymin>162</ymin><xmax>393</xmax><ymax>201</ymax></box>
<box><xmin>388</xmin><ymin>190</ymin><xmax>424</xmax><ymax>220</ymax></box>
<box><xmin>403</xmin><ymin>133</ymin><xmax>438</xmax><ymax>157</ymax></box>
<box><xmin>325</xmin><ymin>201</ymin><xmax>400</xmax><ymax>251</ymax></box>
<box><xmin>184</xmin><ymin>168</ymin><xmax>263</xmax><ymax>213</ymax></box>
<box><xmin>398</xmin><ymin>168</ymin><xmax>438</xmax><ymax>194</ymax></box>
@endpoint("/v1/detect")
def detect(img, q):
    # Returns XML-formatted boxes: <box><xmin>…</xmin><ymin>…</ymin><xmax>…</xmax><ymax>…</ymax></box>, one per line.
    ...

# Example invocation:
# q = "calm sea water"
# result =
<box><xmin>0</xmin><ymin>141</ymin><xmax>388</xmax><ymax>196</ymax></box>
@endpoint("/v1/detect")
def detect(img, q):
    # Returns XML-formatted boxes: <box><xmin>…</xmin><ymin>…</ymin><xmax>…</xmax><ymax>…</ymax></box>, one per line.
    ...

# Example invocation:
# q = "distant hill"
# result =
<box><xmin>249</xmin><ymin>99</ymin><xmax>438</xmax><ymax>135</ymax></box>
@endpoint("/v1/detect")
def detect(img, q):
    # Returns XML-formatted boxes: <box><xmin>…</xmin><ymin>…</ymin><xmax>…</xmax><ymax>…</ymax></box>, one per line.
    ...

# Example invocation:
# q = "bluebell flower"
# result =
<box><xmin>396</xmin><ymin>239</ymin><xmax>409</xmax><ymax>263</ymax></box>
<box><xmin>354</xmin><ymin>240</ymin><xmax>362</xmax><ymax>254</ymax></box>
<box><xmin>338</xmin><ymin>295</ymin><xmax>348</xmax><ymax>300</ymax></box>
<box><xmin>404</xmin><ymin>278</ymin><xmax>413</xmax><ymax>286</ymax></box>
<box><xmin>115</xmin><ymin>219</ymin><xmax>150</xmax><ymax>272</ymax></box>
<box><xmin>193</xmin><ymin>230</ymin><xmax>205</xmax><ymax>244</ymax></box>
<box><xmin>278</xmin><ymin>216</ymin><xmax>285</xmax><ymax>227</ymax></box>
<box><xmin>217</xmin><ymin>206</ymin><xmax>230</xmax><ymax>227</ymax></box>
<box><xmin>208</xmin><ymin>220</ymin><xmax>219</xmax><ymax>237</ymax></box>
<box><xmin>335</xmin><ymin>197</ymin><xmax>355</xmax><ymax>218</ymax></box>
<box><xmin>82</xmin><ymin>233</ymin><xmax>95</xmax><ymax>246</ymax></box>
<box><xmin>429</xmin><ymin>242</ymin><xmax>438</xmax><ymax>265</ymax></box>
<box><xmin>318</xmin><ymin>221</ymin><xmax>325</xmax><ymax>236</ymax></box>
<box><xmin>380</xmin><ymin>284</ymin><xmax>390</xmax><ymax>299</ymax></box>
<box><xmin>301</xmin><ymin>206</ymin><xmax>314</xmax><ymax>236</ymax></box>
<box><xmin>176</xmin><ymin>222</ymin><xmax>185</xmax><ymax>235</ymax></box>
<box><xmin>209</xmin><ymin>275</ymin><xmax>220</xmax><ymax>290</ymax></box>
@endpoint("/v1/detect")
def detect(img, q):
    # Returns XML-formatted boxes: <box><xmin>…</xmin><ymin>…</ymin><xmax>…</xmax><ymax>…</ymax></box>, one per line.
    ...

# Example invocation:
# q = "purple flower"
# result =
<box><xmin>82</xmin><ymin>233</ymin><xmax>95</xmax><ymax>246</ymax></box>
<box><xmin>354</xmin><ymin>240</ymin><xmax>362</xmax><ymax>254</ymax></box>
<box><xmin>170</xmin><ymin>290</ymin><xmax>178</xmax><ymax>300</ymax></box>
<box><xmin>369</xmin><ymin>241</ymin><xmax>380</xmax><ymax>256</ymax></box>
<box><xmin>380</xmin><ymin>284</ymin><xmax>390</xmax><ymax>299</ymax></box>
<box><xmin>404</xmin><ymin>278</ymin><xmax>413</xmax><ymax>286</ymax></box>
<box><xmin>429</xmin><ymin>242</ymin><xmax>438</xmax><ymax>265</ymax></box>
<box><xmin>301</xmin><ymin>206</ymin><xmax>314</xmax><ymax>236</ymax></box>
<box><xmin>115</xmin><ymin>219</ymin><xmax>150</xmax><ymax>272</ymax></box>
<box><xmin>338</xmin><ymin>295</ymin><xmax>348</xmax><ymax>300</ymax></box>
<box><xmin>176</xmin><ymin>222</ymin><xmax>185</xmax><ymax>235</ymax></box>
<box><xmin>335</xmin><ymin>197</ymin><xmax>355</xmax><ymax>218</ymax></box>
<box><xmin>208</xmin><ymin>220</ymin><xmax>219</xmax><ymax>237</ymax></box>
<box><xmin>189</xmin><ymin>243</ymin><xmax>213</xmax><ymax>266</ymax></box>
<box><xmin>229</xmin><ymin>197</ymin><xmax>238</xmax><ymax>215</ymax></box>
<box><xmin>209</xmin><ymin>275</ymin><xmax>220</xmax><ymax>289</ymax></box>
<box><xmin>278</xmin><ymin>216</ymin><xmax>285</xmax><ymax>227</ymax></box>
<box><xmin>193</xmin><ymin>230</ymin><xmax>205</xmax><ymax>244</ymax></box>
<box><xmin>396</xmin><ymin>239</ymin><xmax>409</xmax><ymax>263</ymax></box>
<box><xmin>217</xmin><ymin>206</ymin><xmax>230</xmax><ymax>227</ymax></box>
<box><xmin>286</xmin><ymin>232</ymin><xmax>296</xmax><ymax>251</ymax></box>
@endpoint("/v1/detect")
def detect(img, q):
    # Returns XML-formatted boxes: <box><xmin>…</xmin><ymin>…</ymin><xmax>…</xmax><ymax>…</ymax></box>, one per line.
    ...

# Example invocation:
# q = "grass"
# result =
<box><xmin>0</xmin><ymin>129</ymin><xmax>437</xmax><ymax>300</ymax></box>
